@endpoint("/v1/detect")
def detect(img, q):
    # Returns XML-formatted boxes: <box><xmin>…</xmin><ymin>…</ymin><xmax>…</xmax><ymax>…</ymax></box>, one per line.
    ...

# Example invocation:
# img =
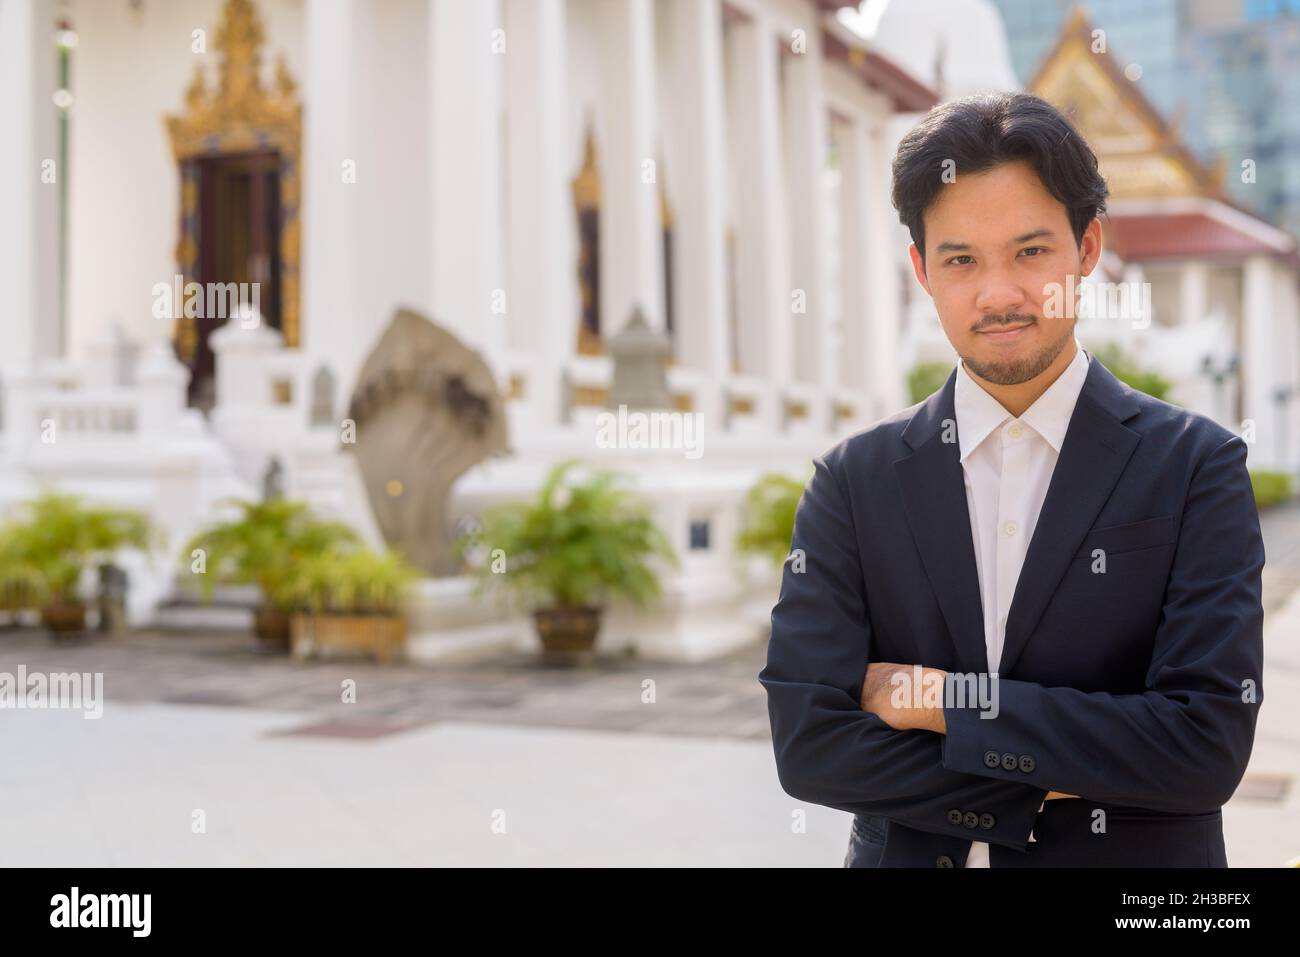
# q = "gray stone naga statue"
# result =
<box><xmin>345</xmin><ymin>308</ymin><xmax>508</xmax><ymax>576</ymax></box>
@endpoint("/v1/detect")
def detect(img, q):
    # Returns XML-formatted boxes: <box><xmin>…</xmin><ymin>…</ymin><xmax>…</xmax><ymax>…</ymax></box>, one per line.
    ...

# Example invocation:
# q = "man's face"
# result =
<box><xmin>907</xmin><ymin>159</ymin><xmax>1102</xmax><ymax>385</ymax></box>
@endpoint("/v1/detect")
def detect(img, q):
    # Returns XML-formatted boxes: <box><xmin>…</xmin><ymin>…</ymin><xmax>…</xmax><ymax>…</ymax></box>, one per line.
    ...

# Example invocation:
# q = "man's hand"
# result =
<box><xmin>860</xmin><ymin>661</ymin><xmax>948</xmax><ymax>734</ymax></box>
<box><xmin>860</xmin><ymin>663</ymin><xmax>1088</xmax><ymax>801</ymax></box>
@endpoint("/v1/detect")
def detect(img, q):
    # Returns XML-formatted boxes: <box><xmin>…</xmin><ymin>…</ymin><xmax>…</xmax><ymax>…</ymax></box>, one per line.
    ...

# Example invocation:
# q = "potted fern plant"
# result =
<box><xmin>286</xmin><ymin>545</ymin><xmax>419</xmax><ymax>663</ymax></box>
<box><xmin>0</xmin><ymin>529</ymin><xmax>48</xmax><ymax>626</ymax></box>
<box><xmin>180</xmin><ymin>499</ymin><xmax>361</xmax><ymax>648</ymax></box>
<box><xmin>456</xmin><ymin>458</ymin><xmax>678</xmax><ymax>664</ymax></box>
<box><xmin>0</xmin><ymin>490</ymin><xmax>159</xmax><ymax>635</ymax></box>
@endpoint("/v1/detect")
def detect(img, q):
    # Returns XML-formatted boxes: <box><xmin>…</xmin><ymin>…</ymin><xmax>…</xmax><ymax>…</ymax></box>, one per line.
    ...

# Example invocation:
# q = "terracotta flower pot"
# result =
<box><xmin>532</xmin><ymin>605</ymin><xmax>603</xmax><ymax>665</ymax></box>
<box><xmin>253</xmin><ymin>606</ymin><xmax>292</xmax><ymax>649</ymax></box>
<box><xmin>289</xmin><ymin>613</ymin><xmax>407</xmax><ymax>664</ymax></box>
<box><xmin>41</xmin><ymin>602</ymin><xmax>88</xmax><ymax>635</ymax></box>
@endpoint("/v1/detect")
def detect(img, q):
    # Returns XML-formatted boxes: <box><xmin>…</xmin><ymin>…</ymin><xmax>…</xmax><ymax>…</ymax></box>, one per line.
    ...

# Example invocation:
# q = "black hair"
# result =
<box><xmin>890</xmin><ymin>92</ymin><xmax>1108</xmax><ymax>267</ymax></box>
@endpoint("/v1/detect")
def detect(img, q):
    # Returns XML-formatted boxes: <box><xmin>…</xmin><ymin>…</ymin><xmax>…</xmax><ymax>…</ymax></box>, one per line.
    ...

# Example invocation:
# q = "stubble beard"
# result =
<box><xmin>961</xmin><ymin>319</ymin><xmax>1074</xmax><ymax>386</ymax></box>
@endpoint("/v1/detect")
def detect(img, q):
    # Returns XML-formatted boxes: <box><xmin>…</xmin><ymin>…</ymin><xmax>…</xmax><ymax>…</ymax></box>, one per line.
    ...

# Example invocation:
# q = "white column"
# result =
<box><xmin>1280</xmin><ymin>264</ymin><xmax>1300</xmax><ymax>475</ymax></box>
<box><xmin>783</xmin><ymin>23</ymin><xmax>832</xmax><ymax>392</ymax></box>
<box><xmin>837</xmin><ymin>117</ymin><xmax>870</xmax><ymax>393</ymax></box>
<box><xmin>1240</xmin><ymin>254</ymin><xmax>1278</xmax><ymax>469</ymax></box>
<box><xmin>1274</xmin><ymin>263</ymin><xmax>1300</xmax><ymax>475</ymax></box>
<box><xmin>863</xmin><ymin>111</ymin><xmax>904</xmax><ymax>417</ymax></box>
<box><xmin>429</xmin><ymin>0</ymin><xmax>507</xmax><ymax>378</ymax></box>
<box><xmin>302</xmin><ymin>0</ymin><xmax>367</xmax><ymax>401</ymax></box>
<box><xmin>597</xmin><ymin>0</ymin><xmax>663</xmax><ymax>337</ymax></box>
<box><xmin>1179</xmin><ymin>260</ymin><xmax>1208</xmax><ymax>326</ymax></box>
<box><xmin>504</xmin><ymin>0</ymin><xmax>571</xmax><ymax>429</ymax></box>
<box><xmin>666</xmin><ymin>0</ymin><xmax>728</xmax><ymax>425</ymax></box>
<box><xmin>0</xmin><ymin>0</ymin><xmax>58</xmax><ymax>377</ymax></box>
<box><xmin>726</xmin><ymin>13</ymin><xmax>792</xmax><ymax>391</ymax></box>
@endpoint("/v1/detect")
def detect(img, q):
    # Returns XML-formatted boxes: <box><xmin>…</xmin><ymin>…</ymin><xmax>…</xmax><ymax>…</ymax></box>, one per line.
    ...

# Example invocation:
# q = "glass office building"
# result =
<box><xmin>991</xmin><ymin>0</ymin><xmax>1300</xmax><ymax>236</ymax></box>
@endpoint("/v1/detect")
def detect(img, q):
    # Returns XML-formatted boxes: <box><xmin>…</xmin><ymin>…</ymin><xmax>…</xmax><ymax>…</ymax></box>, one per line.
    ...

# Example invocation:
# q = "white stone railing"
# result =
<box><xmin>1</xmin><ymin>343</ymin><xmax>188</xmax><ymax>451</ymax></box>
<box><xmin>29</xmin><ymin>390</ymin><xmax>140</xmax><ymax>435</ymax></box>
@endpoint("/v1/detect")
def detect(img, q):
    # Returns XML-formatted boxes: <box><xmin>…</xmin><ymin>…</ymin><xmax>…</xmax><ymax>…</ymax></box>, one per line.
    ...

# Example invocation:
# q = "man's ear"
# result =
<box><xmin>907</xmin><ymin>242</ymin><xmax>932</xmax><ymax>296</ymax></box>
<box><xmin>1078</xmin><ymin>217</ymin><xmax>1103</xmax><ymax>277</ymax></box>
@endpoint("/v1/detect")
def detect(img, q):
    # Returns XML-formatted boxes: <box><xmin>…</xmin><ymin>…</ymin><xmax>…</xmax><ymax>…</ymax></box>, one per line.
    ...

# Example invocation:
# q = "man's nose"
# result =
<box><xmin>973</xmin><ymin>269</ymin><xmax>1028</xmax><ymax>317</ymax></box>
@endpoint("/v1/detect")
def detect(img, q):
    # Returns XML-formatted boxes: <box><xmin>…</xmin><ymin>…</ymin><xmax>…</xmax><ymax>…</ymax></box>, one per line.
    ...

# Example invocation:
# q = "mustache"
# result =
<box><xmin>973</xmin><ymin>314</ymin><xmax>1036</xmax><ymax>332</ymax></box>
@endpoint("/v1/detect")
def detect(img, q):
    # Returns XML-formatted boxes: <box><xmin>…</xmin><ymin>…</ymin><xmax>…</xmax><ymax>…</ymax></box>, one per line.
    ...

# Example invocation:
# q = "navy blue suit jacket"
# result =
<box><xmin>759</xmin><ymin>356</ymin><xmax>1265</xmax><ymax>867</ymax></box>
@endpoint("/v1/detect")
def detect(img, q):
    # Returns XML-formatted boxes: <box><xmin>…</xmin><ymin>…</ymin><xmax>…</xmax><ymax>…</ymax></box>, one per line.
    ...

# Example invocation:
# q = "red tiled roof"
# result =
<box><xmin>1103</xmin><ymin>212</ymin><xmax>1290</xmax><ymax>261</ymax></box>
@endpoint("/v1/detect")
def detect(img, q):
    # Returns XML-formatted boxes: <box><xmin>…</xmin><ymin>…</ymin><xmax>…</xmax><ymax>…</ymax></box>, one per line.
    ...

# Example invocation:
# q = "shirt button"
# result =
<box><xmin>1007</xmin><ymin>423</ymin><xmax>1024</xmax><ymax>439</ymax></box>
<box><xmin>1003</xmin><ymin>521</ymin><xmax>1018</xmax><ymax>536</ymax></box>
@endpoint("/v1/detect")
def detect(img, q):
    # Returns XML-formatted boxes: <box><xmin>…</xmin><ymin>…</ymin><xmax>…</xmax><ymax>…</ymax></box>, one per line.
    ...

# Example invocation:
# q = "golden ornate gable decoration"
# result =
<box><xmin>1028</xmin><ymin>5</ymin><xmax>1223</xmax><ymax>203</ymax></box>
<box><xmin>165</xmin><ymin>0</ymin><xmax>302</xmax><ymax>350</ymax></box>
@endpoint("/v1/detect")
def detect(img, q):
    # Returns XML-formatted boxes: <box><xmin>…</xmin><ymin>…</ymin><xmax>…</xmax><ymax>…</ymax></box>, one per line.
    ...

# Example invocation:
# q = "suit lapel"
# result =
<box><xmin>996</xmin><ymin>358</ymin><xmax>1143</xmax><ymax>675</ymax></box>
<box><xmin>894</xmin><ymin>369</ymin><xmax>989</xmax><ymax>674</ymax></box>
<box><xmin>893</xmin><ymin>357</ymin><xmax>1144</xmax><ymax>678</ymax></box>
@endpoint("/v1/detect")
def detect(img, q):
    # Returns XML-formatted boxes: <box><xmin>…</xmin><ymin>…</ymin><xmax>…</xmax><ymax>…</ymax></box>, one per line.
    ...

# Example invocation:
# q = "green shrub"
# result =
<box><xmin>1249</xmin><ymin>470</ymin><xmax>1293</xmax><ymax>509</ymax></box>
<box><xmin>286</xmin><ymin>546</ymin><xmax>419</xmax><ymax>616</ymax></box>
<box><xmin>908</xmin><ymin>361</ymin><xmax>952</xmax><ymax>404</ymax></box>
<box><xmin>735</xmin><ymin>472</ymin><xmax>808</xmax><ymax>569</ymax></box>
<box><xmin>1089</xmin><ymin>342</ymin><xmax>1172</xmax><ymax>400</ymax></box>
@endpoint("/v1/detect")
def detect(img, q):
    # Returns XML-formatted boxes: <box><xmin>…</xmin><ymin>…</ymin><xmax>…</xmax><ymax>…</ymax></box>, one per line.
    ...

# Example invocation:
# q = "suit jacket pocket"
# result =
<box><xmin>1073</xmin><ymin>514</ymin><xmax>1178</xmax><ymax>560</ymax></box>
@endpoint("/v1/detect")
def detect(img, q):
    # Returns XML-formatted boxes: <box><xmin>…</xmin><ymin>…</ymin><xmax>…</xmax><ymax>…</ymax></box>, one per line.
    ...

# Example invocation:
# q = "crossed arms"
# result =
<box><xmin>757</xmin><ymin>435</ymin><xmax>1264</xmax><ymax>849</ymax></box>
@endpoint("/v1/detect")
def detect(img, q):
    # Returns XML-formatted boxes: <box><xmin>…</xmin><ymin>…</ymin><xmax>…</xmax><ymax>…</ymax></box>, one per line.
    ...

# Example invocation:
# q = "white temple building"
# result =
<box><xmin>3</xmin><ymin>0</ymin><xmax>1295</xmax><ymax>661</ymax></box>
<box><xmin>0</xmin><ymin>0</ymin><xmax>941</xmax><ymax>660</ymax></box>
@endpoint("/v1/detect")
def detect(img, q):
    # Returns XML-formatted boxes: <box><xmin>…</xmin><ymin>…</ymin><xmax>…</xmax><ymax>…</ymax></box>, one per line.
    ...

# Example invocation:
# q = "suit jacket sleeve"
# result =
<box><xmin>941</xmin><ymin>434</ymin><xmax>1265</xmax><ymax>812</ymax></box>
<box><xmin>759</xmin><ymin>450</ymin><xmax>1049</xmax><ymax>850</ymax></box>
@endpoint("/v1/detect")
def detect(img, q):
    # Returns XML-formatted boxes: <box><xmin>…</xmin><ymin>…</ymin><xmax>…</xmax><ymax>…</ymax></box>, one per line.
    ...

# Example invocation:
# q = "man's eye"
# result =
<box><xmin>947</xmin><ymin>255</ymin><xmax>974</xmax><ymax>266</ymax></box>
<box><xmin>1020</xmin><ymin>246</ymin><xmax>1046</xmax><ymax>257</ymax></box>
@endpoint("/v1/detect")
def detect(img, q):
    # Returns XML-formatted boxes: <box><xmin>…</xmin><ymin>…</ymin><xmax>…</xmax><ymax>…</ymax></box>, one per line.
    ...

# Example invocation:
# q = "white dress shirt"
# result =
<box><xmin>954</xmin><ymin>339</ymin><xmax>1091</xmax><ymax>868</ymax></box>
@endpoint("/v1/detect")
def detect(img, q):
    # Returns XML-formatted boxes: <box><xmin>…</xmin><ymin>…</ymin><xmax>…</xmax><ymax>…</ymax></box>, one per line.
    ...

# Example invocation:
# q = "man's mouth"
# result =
<box><xmin>977</xmin><ymin>320</ymin><xmax>1035</xmax><ymax>341</ymax></box>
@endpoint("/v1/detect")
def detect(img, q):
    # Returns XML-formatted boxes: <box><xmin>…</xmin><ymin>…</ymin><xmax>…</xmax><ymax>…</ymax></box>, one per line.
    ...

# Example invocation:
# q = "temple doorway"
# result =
<box><xmin>183</xmin><ymin>150</ymin><xmax>282</xmax><ymax>409</ymax></box>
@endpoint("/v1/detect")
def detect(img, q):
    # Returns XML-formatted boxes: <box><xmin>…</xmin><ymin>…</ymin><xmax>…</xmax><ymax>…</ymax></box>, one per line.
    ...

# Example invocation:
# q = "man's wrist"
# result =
<box><xmin>922</xmin><ymin>668</ymin><xmax>948</xmax><ymax>733</ymax></box>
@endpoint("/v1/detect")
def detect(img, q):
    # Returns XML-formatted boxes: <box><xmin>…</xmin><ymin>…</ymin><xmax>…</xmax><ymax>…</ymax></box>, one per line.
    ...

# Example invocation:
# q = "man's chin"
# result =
<box><xmin>966</xmin><ymin>359</ymin><xmax>1035</xmax><ymax>386</ymax></box>
<box><xmin>964</xmin><ymin>344</ymin><xmax>1057</xmax><ymax>385</ymax></box>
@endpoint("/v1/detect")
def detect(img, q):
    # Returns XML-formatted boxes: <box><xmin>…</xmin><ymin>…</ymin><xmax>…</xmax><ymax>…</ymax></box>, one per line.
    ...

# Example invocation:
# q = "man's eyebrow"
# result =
<box><xmin>1011</xmin><ymin>228</ymin><xmax>1056</xmax><ymax>243</ymax></box>
<box><xmin>932</xmin><ymin>229</ymin><xmax>1057</xmax><ymax>255</ymax></box>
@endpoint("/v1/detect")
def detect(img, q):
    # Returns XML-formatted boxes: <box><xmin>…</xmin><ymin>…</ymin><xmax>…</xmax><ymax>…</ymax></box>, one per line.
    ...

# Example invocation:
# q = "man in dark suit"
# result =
<box><xmin>758</xmin><ymin>92</ymin><xmax>1265</xmax><ymax>867</ymax></box>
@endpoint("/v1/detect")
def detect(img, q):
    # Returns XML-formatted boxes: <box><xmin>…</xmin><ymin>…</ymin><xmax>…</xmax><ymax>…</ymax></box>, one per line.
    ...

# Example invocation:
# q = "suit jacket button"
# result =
<box><xmin>1001</xmin><ymin>752</ymin><xmax>1018</xmax><ymax>771</ymax></box>
<box><xmin>983</xmin><ymin>750</ymin><xmax>1001</xmax><ymax>768</ymax></box>
<box><xmin>1019</xmin><ymin>754</ymin><xmax>1036</xmax><ymax>773</ymax></box>
<box><xmin>980</xmin><ymin>813</ymin><xmax>996</xmax><ymax>830</ymax></box>
<box><xmin>963</xmin><ymin>811</ymin><xmax>979</xmax><ymax>829</ymax></box>
<box><xmin>936</xmin><ymin>855</ymin><xmax>954</xmax><ymax>868</ymax></box>
<box><xmin>947</xmin><ymin>808</ymin><xmax>964</xmax><ymax>825</ymax></box>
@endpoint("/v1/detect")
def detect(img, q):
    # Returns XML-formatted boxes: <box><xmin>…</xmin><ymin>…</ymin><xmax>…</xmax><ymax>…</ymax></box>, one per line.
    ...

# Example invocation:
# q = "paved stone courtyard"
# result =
<box><xmin>0</xmin><ymin>627</ymin><xmax>773</xmax><ymax>740</ymax></box>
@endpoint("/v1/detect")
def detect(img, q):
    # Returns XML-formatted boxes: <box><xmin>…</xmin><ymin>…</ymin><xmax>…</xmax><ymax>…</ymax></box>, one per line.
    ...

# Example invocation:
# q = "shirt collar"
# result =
<box><xmin>954</xmin><ymin>357</ymin><xmax>1012</xmax><ymax>462</ymax></box>
<box><xmin>954</xmin><ymin>338</ymin><xmax>1091</xmax><ymax>461</ymax></box>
